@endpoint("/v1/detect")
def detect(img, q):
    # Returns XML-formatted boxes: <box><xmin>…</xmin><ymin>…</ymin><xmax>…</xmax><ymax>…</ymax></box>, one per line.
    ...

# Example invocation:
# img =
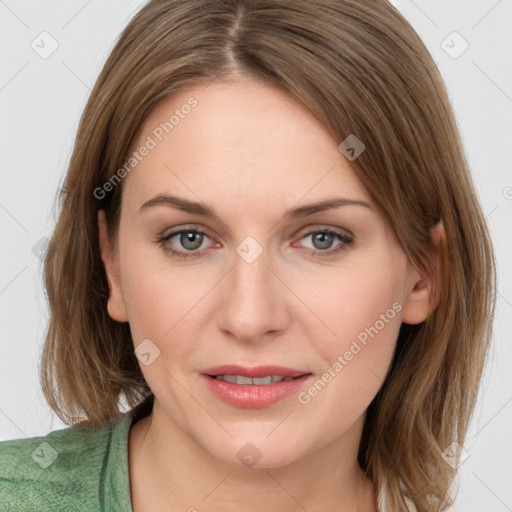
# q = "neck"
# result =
<box><xmin>128</xmin><ymin>399</ymin><xmax>378</xmax><ymax>512</ymax></box>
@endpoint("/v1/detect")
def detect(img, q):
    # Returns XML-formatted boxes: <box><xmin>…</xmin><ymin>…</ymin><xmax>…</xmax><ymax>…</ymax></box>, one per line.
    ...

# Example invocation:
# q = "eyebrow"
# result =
<box><xmin>139</xmin><ymin>194</ymin><xmax>373</xmax><ymax>220</ymax></box>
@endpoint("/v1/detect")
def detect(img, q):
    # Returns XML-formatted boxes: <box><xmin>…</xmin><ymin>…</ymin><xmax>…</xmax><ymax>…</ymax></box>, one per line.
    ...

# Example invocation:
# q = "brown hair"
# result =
<box><xmin>40</xmin><ymin>1</ymin><xmax>496</xmax><ymax>510</ymax></box>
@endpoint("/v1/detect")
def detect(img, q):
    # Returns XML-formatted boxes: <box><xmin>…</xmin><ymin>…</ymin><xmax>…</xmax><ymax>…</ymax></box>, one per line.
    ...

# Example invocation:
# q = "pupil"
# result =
<box><xmin>181</xmin><ymin>232</ymin><xmax>203</xmax><ymax>250</ymax></box>
<box><xmin>314</xmin><ymin>233</ymin><xmax>333</xmax><ymax>250</ymax></box>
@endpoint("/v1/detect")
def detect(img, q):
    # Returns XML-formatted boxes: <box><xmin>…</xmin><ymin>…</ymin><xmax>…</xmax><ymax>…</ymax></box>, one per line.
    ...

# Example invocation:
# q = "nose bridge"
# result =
<box><xmin>217</xmin><ymin>235</ymin><xmax>287</xmax><ymax>341</ymax></box>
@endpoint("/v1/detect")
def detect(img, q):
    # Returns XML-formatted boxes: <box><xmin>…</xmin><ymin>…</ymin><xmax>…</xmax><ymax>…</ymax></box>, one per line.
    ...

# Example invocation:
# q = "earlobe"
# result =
<box><xmin>401</xmin><ymin>222</ymin><xmax>444</xmax><ymax>325</ymax></box>
<box><xmin>98</xmin><ymin>210</ymin><xmax>129</xmax><ymax>322</ymax></box>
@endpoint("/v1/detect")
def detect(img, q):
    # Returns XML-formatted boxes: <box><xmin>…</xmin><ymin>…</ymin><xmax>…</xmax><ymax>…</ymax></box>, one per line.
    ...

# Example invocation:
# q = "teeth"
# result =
<box><xmin>235</xmin><ymin>375</ymin><xmax>253</xmax><ymax>385</ymax></box>
<box><xmin>222</xmin><ymin>374</ymin><xmax>241</xmax><ymax>384</ymax></box>
<box><xmin>214</xmin><ymin>375</ymin><xmax>294</xmax><ymax>385</ymax></box>
<box><xmin>252</xmin><ymin>376</ymin><xmax>273</xmax><ymax>385</ymax></box>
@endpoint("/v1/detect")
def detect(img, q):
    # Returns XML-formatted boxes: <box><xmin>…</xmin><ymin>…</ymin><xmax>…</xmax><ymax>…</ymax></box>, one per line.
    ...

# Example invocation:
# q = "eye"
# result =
<box><xmin>296</xmin><ymin>228</ymin><xmax>354</xmax><ymax>258</ymax></box>
<box><xmin>156</xmin><ymin>227</ymin><xmax>214</xmax><ymax>260</ymax></box>
<box><xmin>155</xmin><ymin>226</ymin><xmax>354</xmax><ymax>260</ymax></box>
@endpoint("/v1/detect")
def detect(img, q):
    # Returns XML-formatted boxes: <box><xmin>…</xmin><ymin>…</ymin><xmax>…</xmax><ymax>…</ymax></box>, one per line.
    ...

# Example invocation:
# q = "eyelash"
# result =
<box><xmin>155</xmin><ymin>227</ymin><xmax>354</xmax><ymax>260</ymax></box>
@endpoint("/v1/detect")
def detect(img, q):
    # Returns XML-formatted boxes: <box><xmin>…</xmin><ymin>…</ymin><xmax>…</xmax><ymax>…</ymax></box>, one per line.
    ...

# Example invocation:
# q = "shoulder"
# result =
<box><xmin>0</xmin><ymin>414</ymin><xmax>130</xmax><ymax>512</ymax></box>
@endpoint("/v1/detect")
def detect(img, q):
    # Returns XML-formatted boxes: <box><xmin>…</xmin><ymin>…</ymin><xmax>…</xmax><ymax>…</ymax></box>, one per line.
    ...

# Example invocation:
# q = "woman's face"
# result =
<box><xmin>100</xmin><ymin>77</ymin><xmax>431</xmax><ymax>468</ymax></box>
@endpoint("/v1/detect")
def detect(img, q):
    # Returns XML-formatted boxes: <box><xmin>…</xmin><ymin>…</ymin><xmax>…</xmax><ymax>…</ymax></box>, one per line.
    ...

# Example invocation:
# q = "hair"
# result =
<box><xmin>40</xmin><ymin>0</ymin><xmax>496</xmax><ymax>510</ymax></box>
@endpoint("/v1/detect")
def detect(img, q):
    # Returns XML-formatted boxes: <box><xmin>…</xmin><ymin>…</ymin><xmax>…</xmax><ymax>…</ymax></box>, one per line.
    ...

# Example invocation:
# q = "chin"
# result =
<box><xmin>204</xmin><ymin>436</ymin><xmax>306</xmax><ymax>470</ymax></box>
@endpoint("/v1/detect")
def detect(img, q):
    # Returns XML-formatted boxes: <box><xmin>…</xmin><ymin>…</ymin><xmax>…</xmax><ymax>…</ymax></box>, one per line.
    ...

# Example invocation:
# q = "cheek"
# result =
<box><xmin>123</xmin><ymin>271</ymin><xmax>198</xmax><ymax>340</ymax></box>
<box><xmin>120</xmin><ymin>265</ymin><xmax>208</xmax><ymax>402</ymax></box>
<box><xmin>304</xmin><ymin>258</ymin><xmax>404</xmax><ymax>349</ymax></box>
<box><xmin>295</xmin><ymin>257</ymin><xmax>405</xmax><ymax>401</ymax></box>
<box><xmin>120</xmin><ymin>244</ymin><xmax>218</xmax><ymax>361</ymax></box>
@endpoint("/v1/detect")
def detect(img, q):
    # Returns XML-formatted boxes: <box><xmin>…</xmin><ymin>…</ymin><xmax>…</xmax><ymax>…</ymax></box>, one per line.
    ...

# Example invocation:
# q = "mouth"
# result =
<box><xmin>209</xmin><ymin>375</ymin><xmax>297</xmax><ymax>385</ymax></box>
<box><xmin>202</xmin><ymin>364</ymin><xmax>311</xmax><ymax>381</ymax></box>
<box><xmin>201</xmin><ymin>365</ymin><xmax>313</xmax><ymax>408</ymax></box>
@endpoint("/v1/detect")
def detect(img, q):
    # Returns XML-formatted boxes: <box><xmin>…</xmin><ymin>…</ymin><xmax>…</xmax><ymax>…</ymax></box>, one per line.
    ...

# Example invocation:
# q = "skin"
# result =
<box><xmin>98</xmin><ymin>77</ymin><xmax>443</xmax><ymax>512</ymax></box>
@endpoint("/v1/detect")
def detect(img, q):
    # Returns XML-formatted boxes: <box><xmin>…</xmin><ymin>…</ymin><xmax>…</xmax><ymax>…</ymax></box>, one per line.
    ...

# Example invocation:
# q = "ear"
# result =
<box><xmin>98</xmin><ymin>210</ymin><xmax>129</xmax><ymax>322</ymax></box>
<box><xmin>401</xmin><ymin>222</ymin><xmax>444</xmax><ymax>325</ymax></box>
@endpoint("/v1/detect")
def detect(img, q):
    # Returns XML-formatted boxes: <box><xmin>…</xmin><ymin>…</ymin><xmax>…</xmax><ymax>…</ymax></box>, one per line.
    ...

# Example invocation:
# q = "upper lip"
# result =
<box><xmin>202</xmin><ymin>365</ymin><xmax>310</xmax><ymax>378</ymax></box>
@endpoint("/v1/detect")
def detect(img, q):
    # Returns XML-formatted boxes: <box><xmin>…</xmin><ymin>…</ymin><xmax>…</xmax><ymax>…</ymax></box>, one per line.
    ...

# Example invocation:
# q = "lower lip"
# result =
<box><xmin>202</xmin><ymin>374</ymin><xmax>312</xmax><ymax>408</ymax></box>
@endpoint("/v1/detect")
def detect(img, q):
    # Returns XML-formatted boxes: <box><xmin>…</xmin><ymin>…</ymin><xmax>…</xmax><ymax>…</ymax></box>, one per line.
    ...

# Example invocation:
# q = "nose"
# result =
<box><xmin>216</xmin><ymin>240</ymin><xmax>290</xmax><ymax>343</ymax></box>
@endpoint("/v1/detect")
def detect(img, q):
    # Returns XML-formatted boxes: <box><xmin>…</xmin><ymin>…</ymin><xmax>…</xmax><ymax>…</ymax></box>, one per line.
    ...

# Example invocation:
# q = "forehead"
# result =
<box><xmin>122</xmin><ymin>79</ymin><xmax>371</xmax><ymax>213</ymax></box>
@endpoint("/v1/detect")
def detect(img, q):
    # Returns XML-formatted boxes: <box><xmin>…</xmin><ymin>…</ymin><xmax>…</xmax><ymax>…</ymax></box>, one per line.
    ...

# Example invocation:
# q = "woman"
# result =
<box><xmin>0</xmin><ymin>1</ymin><xmax>496</xmax><ymax>511</ymax></box>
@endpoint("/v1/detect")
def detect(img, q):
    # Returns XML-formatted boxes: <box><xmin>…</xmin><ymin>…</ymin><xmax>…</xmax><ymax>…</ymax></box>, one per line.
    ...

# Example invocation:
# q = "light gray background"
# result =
<box><xmin>0</xmin><ymin>1</ymin><xmax>511</xmax><ymax>510</ymax></box>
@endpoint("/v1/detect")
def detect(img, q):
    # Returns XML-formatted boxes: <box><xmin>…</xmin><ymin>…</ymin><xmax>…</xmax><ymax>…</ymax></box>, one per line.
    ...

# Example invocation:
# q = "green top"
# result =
<box><xmin>0</xmin><ymin>397</ymin><xmax>153</xmax><ymax>512</ymax></box>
